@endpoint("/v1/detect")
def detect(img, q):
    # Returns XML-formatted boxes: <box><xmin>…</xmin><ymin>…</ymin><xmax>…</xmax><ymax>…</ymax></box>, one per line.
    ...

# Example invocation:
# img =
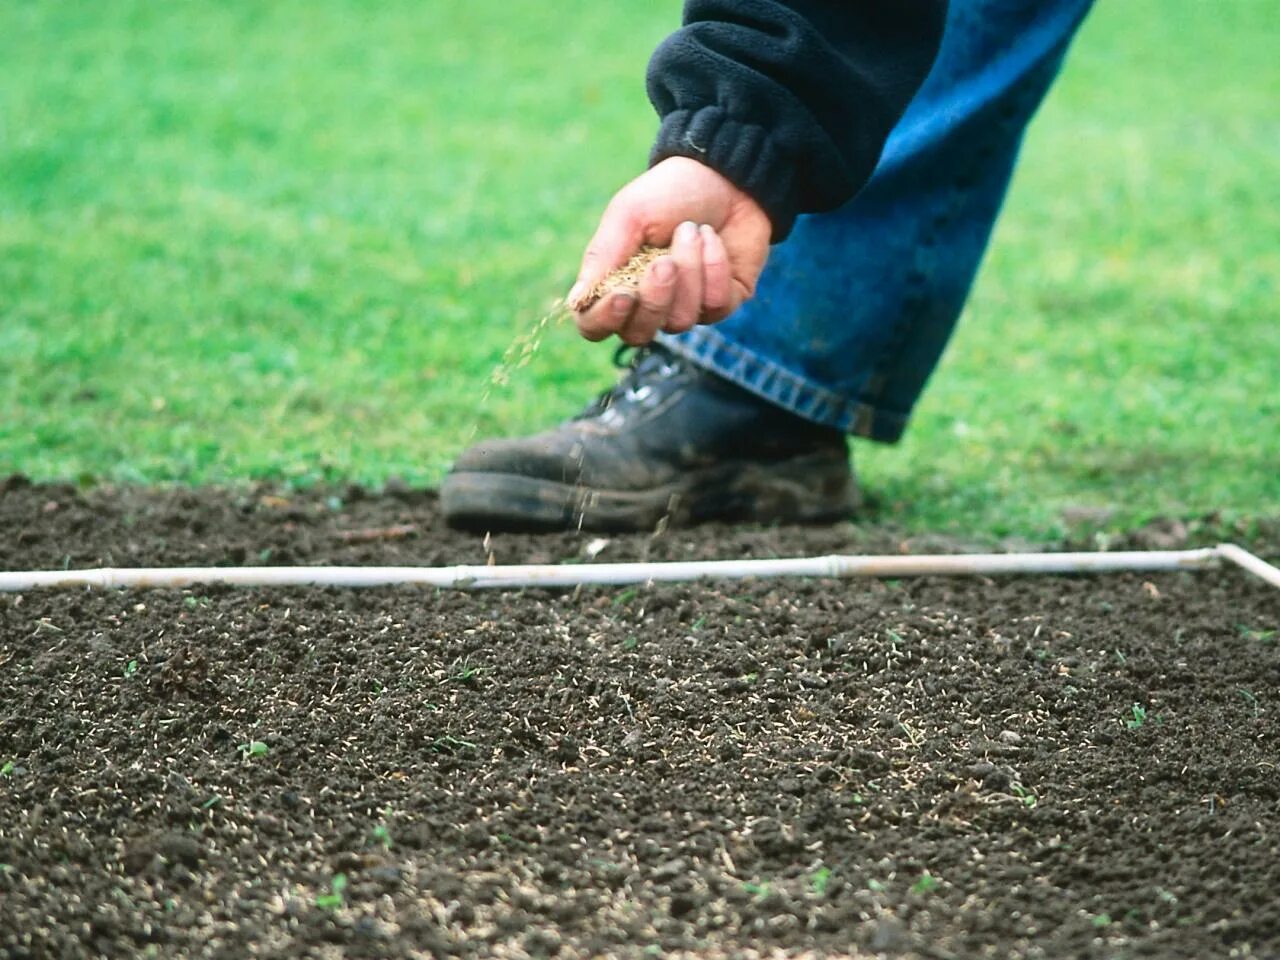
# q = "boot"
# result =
<box><xmin>441</xmin><ymin>345</ymin><xmax>858</xmax><ymax>531</ymax></box>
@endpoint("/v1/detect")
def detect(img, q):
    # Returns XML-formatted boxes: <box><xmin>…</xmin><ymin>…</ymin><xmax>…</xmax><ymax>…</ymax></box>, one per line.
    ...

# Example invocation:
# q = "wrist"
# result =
<box><xmin>650</xmin><ymin>106</ymin><xmax>793</xmax><ymax>241</ymax></box>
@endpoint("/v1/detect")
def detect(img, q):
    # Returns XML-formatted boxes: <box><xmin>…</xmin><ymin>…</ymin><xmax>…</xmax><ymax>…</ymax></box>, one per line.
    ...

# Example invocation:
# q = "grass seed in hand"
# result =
<box><xmin>570</xmin><ymin>246</ymin><xmax>670</xmax><ymax>312</ymax></box>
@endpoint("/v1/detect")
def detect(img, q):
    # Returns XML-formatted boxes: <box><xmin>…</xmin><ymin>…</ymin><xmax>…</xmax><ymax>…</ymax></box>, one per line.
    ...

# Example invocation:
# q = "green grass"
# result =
<box><xmin>2</xmin><ymin>0</ymin><xmax>1277</xmax><ymax>538</ymax></box>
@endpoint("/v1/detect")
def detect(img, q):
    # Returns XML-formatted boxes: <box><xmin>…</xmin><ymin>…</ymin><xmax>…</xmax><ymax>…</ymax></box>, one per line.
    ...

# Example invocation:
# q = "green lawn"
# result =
<box><xmin>2</xmin><ymin>1</ymin><xmax>1277</xmax><ymax>538</ymax></box>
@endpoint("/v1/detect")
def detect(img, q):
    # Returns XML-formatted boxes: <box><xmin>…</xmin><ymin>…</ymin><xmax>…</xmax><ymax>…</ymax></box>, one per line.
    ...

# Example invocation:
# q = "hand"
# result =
<box><xmin>567</xmin><ymin>157</ymin><xmax>773</xmax><ymax>346</ymax></box>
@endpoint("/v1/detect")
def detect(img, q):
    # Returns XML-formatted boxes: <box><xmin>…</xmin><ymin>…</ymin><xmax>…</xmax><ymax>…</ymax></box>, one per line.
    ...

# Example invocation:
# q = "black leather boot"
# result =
<box><xmin>441</xmin><ymin>346</ymin><xmax>858</xmax><ymax>531</ymax></box>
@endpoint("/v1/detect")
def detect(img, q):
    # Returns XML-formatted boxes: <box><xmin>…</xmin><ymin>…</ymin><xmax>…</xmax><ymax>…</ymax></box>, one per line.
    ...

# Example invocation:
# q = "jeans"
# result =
<box><xmin>657</xmin><ymin>0</ymin><xmax>1095</xmax><ymax>442</ymax></box>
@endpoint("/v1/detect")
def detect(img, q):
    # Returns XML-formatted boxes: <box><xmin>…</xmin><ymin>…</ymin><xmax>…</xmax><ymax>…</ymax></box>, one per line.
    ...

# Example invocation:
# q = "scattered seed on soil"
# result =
<box><xmin>2</xmin><ymin>478</ymin><xmax>1278</xmax><ymax>959</ymax></box>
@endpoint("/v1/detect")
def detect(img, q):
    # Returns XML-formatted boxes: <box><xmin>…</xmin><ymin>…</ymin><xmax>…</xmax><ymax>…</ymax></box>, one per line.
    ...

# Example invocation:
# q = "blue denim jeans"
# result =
<box><xmin>657</xmin><ymin>0</ymin><xmax>1095</xmax><ymax>442</ymax></box>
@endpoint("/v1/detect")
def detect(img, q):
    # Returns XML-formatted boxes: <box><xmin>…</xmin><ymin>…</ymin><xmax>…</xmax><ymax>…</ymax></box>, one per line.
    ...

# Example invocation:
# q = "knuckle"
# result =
<box><xmin>675</xmin><ymin>238</ymin><xmax>702</xmax><ymax>266</ymax></box>
<box><xmin>669</xmin><ymin>299</ymin><xmax>698</xmax><ymax>332</ymax></box>
<box><xmin>703</xmin><ymin>276</ymin><xmax>730</xmax><ymax>310</ymax></box>
<box><xmin>576</xmin><ymin>309</ymin><xmax>614</xmax><ymax>341</ymax></box>
<box><xmin>651</xmin><ymin>265</ymin><xmax>677</xmax><ymax>291</ymax></box>
<box><xmin>620</xmin><ymin>324</ymin><xmax>651</xmax><ymax>347</ymax></box>
<box><xmin>636</xmin><ymin>303</ymin><xmax>666</xmax><ymax>329</ymax></box>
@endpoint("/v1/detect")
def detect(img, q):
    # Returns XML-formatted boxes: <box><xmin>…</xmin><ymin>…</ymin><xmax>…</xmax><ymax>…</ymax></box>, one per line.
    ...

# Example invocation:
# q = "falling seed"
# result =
<box><xmin>468</xmin><ymin>246</ymin><xmax>671</xmax><ymax>444</ymax></box>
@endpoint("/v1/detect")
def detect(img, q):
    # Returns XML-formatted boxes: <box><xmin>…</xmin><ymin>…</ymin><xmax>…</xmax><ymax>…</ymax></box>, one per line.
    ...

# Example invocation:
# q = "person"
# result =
<box><xmin>442</xmin><ymin>0</ymin><xmax>1095</xmax><ymax>531</ymax></box>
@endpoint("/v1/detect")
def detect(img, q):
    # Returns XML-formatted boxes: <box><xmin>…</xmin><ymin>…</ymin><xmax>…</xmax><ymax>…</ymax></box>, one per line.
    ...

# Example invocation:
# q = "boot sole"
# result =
<box><xmin>440</xmin><ymin>452</ymin><xmax>859</xmax><ymax>532</ymax></box>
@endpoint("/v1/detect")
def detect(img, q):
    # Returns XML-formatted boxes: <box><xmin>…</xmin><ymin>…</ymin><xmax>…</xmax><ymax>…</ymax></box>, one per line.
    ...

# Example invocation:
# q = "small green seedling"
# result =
<box><xmin>1</xmin><ymin>761</ymin><xmax>14</xmax><ymax>778</ymax></box>
<box><xmin>742</xmin><ymin>881</ymin><xmax>770</xmax><ymax>898</ymax></box>
<box><xmin>1126</xmin><ymin>704</ymin><xmax>1147</xmax><ymax>729</ymax></box>
<box><xmin>910</xmin><ymin>873</ymin><xmax>940</xmax><ymax>896</ymax></box>
<box><xmin>612</xmin><ymin>587</ymin><xmax>639</xmax><ymax>606</ymax></box>
<box><xmin>124</xmin><ymin>659</ymin><xmax>138</xmax><ymax>678</ymax></box>
<box><xmin>1239</xmin><ymin>625</ymin><xmax>1276</xmax><ymax>643</ymax></box>
<box><xmin>371</xmin><ymin>825</ymin><xmax>392</xmax><ymax>850</ymax></box>
<box><xmin>430</xmin><ymin>735</ymin><xmax>478</xmax><ymax>752</ymax></box>
<box><xmin>238</xmin><ymin>740</ymin><xmax>269</xmax><ymax>760</ymax></box>
<box><xmin>809</xmin><ymin>867</ymin><xmax>833</xmax><ymax>896</ymax></box>
<box><xmin>315</xmin><ymin>873</ymin><xmax>347</xmax><ymax>910</ymax></box>
<box><xmin>1011</xmin><ymin>783</ymin><xmax>1038</xmax><ymax>808</ymax></box>
<box><xmin>1237</xmin><ymin>688</ymin><xmax>1261</xmax><ymax>716</ymax></box>
<box><xmin>201</xmin><ymin>795</ymin><xmax>222</xmax><ymax>810</ymax></box>
<box><xmin>867</xmin><ymin>878</ymin><xmax>885</xmax><ymax>892</ymax></box>
<box><xmin>1092</xmin><ymin>913</ymin><xmax>1112</xmax><ymax>928</ymax></box>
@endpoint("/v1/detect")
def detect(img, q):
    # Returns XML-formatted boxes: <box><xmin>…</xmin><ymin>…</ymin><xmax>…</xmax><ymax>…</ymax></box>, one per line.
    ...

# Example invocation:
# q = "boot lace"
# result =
<box><xmin>574</xmin><ymin>345</ymin><xmax>684</xmax><ymax>421</ymax></box>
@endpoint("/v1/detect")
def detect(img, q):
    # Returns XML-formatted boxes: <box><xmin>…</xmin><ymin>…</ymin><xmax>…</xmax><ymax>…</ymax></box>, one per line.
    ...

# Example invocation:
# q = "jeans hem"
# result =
<box><xmin>656</xmin><ymin>328</ymin><xmax>909</xmax><ymax>444</ymax></box>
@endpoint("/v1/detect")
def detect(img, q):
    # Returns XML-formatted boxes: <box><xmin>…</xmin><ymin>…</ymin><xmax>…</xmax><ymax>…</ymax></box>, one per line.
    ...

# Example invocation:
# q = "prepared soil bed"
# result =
<box><xmin>2</xmin><ymin>478</ymin><xmax>1278</xmax><ymax>959</ymax></box>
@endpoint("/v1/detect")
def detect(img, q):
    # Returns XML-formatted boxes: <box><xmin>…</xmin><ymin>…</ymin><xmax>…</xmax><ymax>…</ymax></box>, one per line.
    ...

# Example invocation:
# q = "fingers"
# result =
<box><xmin>619</xmin><ymin>256</ymin><xmax>677</xmax><ymax>346</ymax></box>
<box><xmin>572</xmin><ymin>200</ymin><xmax>643</xmax><ymax>341</ymax></box>
<box><xmin>660</xmin><ymin>221</ymin><xmax>704</xmax><ymax>335</ymax></box>
<box><xmin>616</xmin><ymin>220</ymin><xmax>704</xmax><ymax>343</ymax></box>
<box><xmin>567</xmin><ymin>199</ymin><xmax>643</xmax><ymax>311</ymax></box>
<box><xmin>569</xmin><ymin>159</ymin><xmax>773</xmax><ymax>344</ymax></box>
<box><xmin>699</xmin><ymin>224</ymin><xmax>733</xmax><ymax>322</ymax></box>
<box><xmin>576</xmin><ymin>291</ymin><xmax>637</xmax><ymax>342</ymax></box>
<box><xmin>578</xmin><ymin>221</ymin><xmax>701</xmax><ymax>345</ymax></box>
<box><xmin>576</xmin><ymin>222</ymin><xmax>732</xmax><ymax>344</ymax></box>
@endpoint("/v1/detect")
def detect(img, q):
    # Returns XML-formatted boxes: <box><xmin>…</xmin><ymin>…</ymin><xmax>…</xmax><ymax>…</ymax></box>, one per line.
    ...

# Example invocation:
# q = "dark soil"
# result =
<box><xmin>2</xmin><ymin>477</ymin><xmax>1278</xmax><ymax>959</ymax></box>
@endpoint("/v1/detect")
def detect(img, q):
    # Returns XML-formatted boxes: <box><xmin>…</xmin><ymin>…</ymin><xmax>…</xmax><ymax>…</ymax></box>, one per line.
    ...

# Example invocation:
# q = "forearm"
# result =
<box><xmin>646</xmin><ymin>0</ymin><xmax>947</xmax><ymax>240</ymax></box>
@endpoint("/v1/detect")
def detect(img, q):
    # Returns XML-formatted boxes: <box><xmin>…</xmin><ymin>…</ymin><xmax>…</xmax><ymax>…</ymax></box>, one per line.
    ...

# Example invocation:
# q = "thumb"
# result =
<box><xmin>568</xmin><ymin>204</ymin><xmax>646</xmax><ymax>311</ymax></box>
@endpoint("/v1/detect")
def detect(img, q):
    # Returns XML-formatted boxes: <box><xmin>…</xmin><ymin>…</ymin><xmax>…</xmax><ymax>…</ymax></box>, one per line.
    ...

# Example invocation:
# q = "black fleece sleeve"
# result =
<box><xmin>647</xmin><ymin>0</ymin><xmax>947</xmax><ymax>240</ymax></box>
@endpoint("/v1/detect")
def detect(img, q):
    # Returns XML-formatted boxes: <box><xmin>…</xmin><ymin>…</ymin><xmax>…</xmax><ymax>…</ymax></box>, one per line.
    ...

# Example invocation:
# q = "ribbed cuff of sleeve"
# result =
<box><xmin>650</xmin><ymin>106</ymin><xmax>799</xmax><ymax>243</ymax></box>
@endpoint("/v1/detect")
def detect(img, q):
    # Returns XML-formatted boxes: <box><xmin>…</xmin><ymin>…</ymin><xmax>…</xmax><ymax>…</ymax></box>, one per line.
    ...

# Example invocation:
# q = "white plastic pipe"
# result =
<box><xmin>2</xmin><ymin>545</ymin><xmax>1273</xmax><ymax>593</ymax></box>
<box><xmin>1217</xmin><ymin>542</ymin><xmax>1280</xmax><ymax>590</ymax></box>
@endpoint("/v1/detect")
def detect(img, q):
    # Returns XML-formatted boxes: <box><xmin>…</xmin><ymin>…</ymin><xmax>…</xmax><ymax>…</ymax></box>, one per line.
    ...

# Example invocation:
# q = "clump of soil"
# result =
<box><xmin>1</xmin><ymin>478</ymin><xmax>1278</xmax><ymax>959</ymax></box>
<box><xmin>571</xmin><ymin>246</ymin><xmax>670</xmax><ymax>312</ymax></box>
